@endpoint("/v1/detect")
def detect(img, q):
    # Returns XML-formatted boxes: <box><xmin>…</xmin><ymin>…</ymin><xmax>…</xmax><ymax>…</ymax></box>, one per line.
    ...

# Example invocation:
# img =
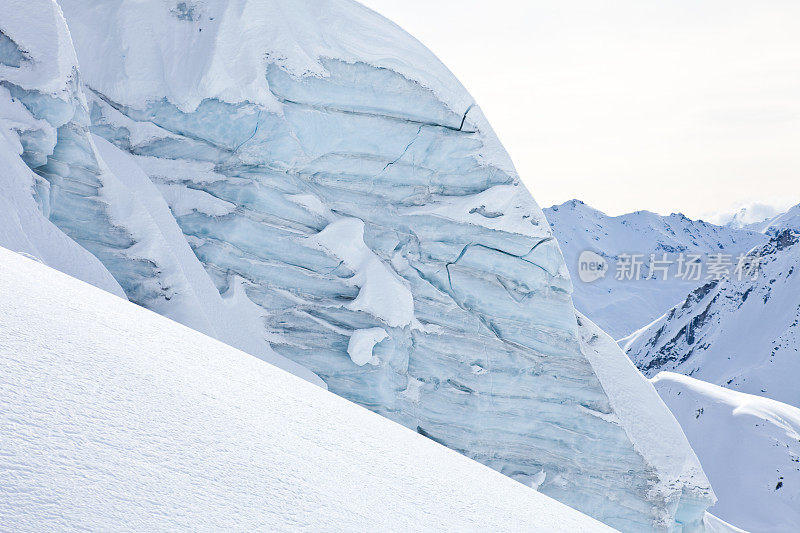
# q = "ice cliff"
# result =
<box><xmin>0</xmin><ymin>0</ymin><xmax>321</xmax><ymax>385</ymax></box>
<box><xmin>1</xmin><ymin>0</ymin><xmax>714</xmax><ymax>529</ymax></box>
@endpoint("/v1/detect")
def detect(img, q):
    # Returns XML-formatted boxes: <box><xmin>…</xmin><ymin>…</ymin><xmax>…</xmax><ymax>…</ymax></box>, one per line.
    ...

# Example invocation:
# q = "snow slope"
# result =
<box><xmin>623</xmin><ymin>231</ymin><xmax>800</xmax><ymax>407</ymax></box>
<box><xmin>2</xmin><ymin>1</ymin><xmax>715</xmax><ymax>528</ymax></box>
<box><xmin>0</xmin><ymin>246</ymin><xmax>614</xmax><ymax>532</ymax></box>
<box><xmin>652</xmin><ymin>372</ymin><xmax>800</xmax><ymax>532</ymax></box>
<box><xmin>544</xmin><ymin>200</ymin><xmax>765</xmax><ymax>338</ymax></box>
<box><xmin>757</xmin><ymin>203</ymin><xmax>800</xmax><ymax>236</ymax></box>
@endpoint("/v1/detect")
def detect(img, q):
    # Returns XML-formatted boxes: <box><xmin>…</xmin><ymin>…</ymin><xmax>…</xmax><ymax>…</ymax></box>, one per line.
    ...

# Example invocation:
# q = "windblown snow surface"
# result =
<box><xmin>1</xmin><ymin>1</ymin><xmax>716</xmax><ymax>529</ymax></box>
<box><xmin>0</xmin><ymin>246</ymin><xmax>615</xmax><ymax>532</ymax></box>
<box><xmin>652</xmin><ymin>372</ymin><xmax>800</xmax><ymax>532</ymax></box>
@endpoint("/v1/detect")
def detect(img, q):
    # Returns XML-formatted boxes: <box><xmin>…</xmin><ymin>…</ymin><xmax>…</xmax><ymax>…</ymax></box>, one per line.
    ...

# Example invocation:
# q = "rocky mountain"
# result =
<box><xmin>623</xmin><ymin>229</ymin><xmax>800</xmax><ymax>407</ymax></box>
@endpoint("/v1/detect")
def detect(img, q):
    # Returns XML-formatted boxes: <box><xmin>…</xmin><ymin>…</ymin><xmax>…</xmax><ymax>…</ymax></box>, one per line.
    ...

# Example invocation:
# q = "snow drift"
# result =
<box><xmin>652</xmin><ymin>372</ymin><xmax>800</xmax><ymax>532</ymax></box>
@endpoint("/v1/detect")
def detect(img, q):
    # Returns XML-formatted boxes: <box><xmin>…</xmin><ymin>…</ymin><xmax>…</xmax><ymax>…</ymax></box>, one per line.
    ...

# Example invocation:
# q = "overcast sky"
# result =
<box><xmin>359</xmin><ymin>0</ymin><xmax>800</xmax><ymax>220</ymax></box>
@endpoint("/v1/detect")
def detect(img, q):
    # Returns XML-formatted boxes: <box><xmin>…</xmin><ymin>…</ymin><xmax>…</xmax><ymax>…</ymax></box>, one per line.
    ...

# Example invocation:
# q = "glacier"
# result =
<box><xmin>0</xmin><ymin>0</ymin><xmax>717</xmax><ymax>529</ymax></box>
<box><xmin>0</xmin><ymin>0</ymin><xmax>322</xmax><ymax>386</ymax></box>
<box><xmin>0</xmin><ymin>0</ymin><xmax>123</xmax><ymax>296</ymax></box>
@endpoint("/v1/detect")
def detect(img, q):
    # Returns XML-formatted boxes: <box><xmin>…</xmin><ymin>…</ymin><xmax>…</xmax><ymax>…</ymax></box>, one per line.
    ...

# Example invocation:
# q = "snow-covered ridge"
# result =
<box><xmin>652</xmin><ymin>372</ymin><xmax>800</xmax><ymax>533</ymax></box>
<box><xmin>758</xmin><ymin>203</ymin><xmax>800</xmax><ymax>236</ymax></box>
<box><xmin>0</xmin><ymin>246</ymin><xmax>613</xmax><ymax>532</ymax></box>
<box><xmin>623</xmin><ymin>230</ymin><xmax>800</xmax><ymax>407</ymax></box>
<box><xmin>715</xmin><ymin>204</ymin><xmax>782</xmax><ymax>230</ymax></box>
<box><xmin>712</xmin><ymin>202</ymin><xmax>800</xmax><ymax>233</ymax></box>
<box><xmin>1</xmin><ymin>1</ymin><xmax>715</xmax><ymax>529</ymax></box>
<box><xmin>544</xmin><ymin>199</ymin><xmax>767</xmax><ymax>338</ymax></box>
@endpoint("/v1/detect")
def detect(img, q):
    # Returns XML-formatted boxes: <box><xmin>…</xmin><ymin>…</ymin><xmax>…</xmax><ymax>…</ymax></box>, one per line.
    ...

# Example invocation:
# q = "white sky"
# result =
<box><xmin>359</xmin><ymin>0</ymin><xmax>800</xmax><ymax>219</ymax></box>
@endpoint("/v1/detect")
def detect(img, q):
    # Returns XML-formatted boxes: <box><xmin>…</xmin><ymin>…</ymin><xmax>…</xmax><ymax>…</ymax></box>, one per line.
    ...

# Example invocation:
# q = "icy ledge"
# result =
<box><xmin>578</xmin><ymin>314</ymin><xmax>715</xmax><ymax>528</ymax></box>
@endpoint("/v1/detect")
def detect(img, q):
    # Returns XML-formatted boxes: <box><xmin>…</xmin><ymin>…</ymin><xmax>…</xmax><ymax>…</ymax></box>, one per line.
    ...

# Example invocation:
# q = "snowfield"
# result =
<box><xmin>652</xmin><ymin>372</ymin><xmax>800</xmax><ymax>532</ymax></box>
<box><xmin>0</xmin><ymin>246</ymin><xmax>612</xmax><ymax>532</ymax></box>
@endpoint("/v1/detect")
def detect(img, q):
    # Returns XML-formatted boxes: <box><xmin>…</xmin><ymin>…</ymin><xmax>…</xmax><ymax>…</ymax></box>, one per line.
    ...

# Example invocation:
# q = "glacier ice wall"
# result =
<box><xmin>0</xmin><ymin>0</ymin><xmax>123</xmax><ymax>296</ymax></box>
<box><xmin>2</xmin><ymin>0</ymin><xmax>715</xmax><ymax>529</ymax></box>
<box><xmin>0</xmin><ymin>0</ymin><xmax>322</xmax><ymax>386</ymax></box>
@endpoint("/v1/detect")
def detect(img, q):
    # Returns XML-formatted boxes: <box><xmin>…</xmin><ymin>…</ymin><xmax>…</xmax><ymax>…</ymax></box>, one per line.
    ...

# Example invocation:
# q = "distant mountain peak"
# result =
<box><xmin>543</xmin><ymin>200</ymin><xmax>767</xmax><ymax>338</ymax></box>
